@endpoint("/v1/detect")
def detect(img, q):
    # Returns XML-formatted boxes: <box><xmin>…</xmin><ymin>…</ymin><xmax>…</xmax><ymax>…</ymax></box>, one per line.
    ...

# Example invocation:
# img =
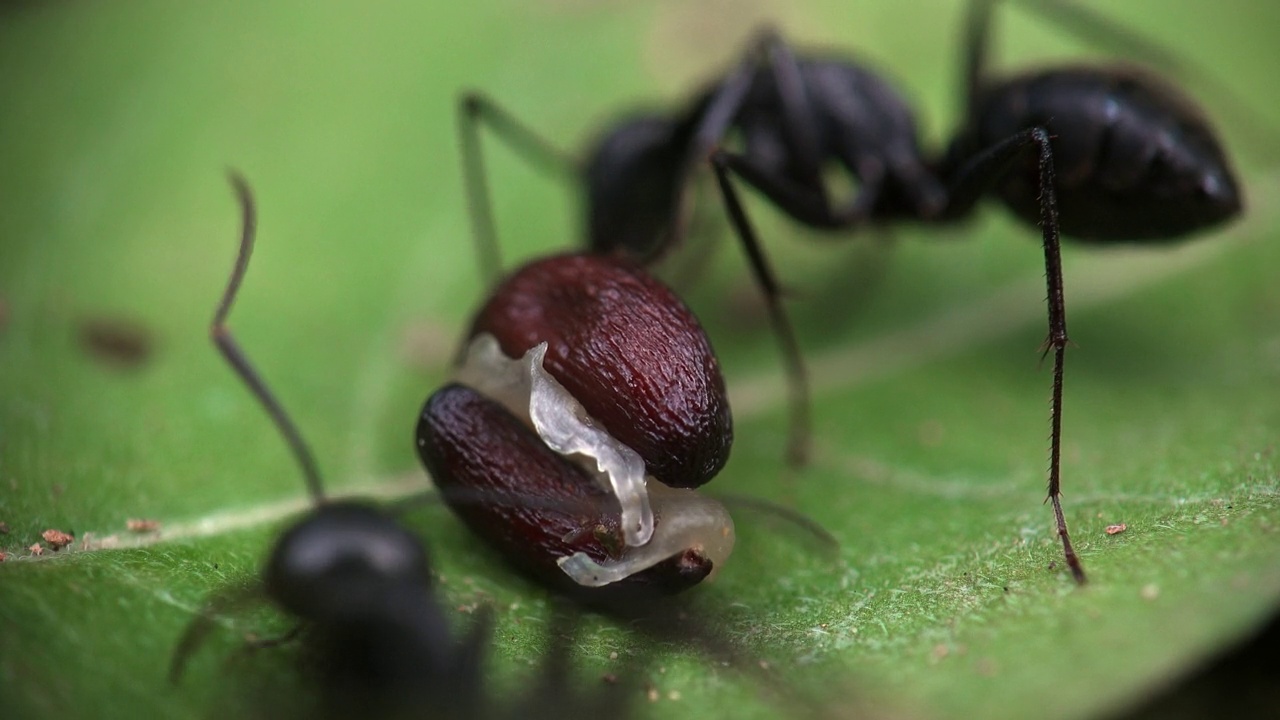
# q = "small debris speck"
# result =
<box><xmin>1140</xmin><ymin>583</ymin><xmax>1160</xmax><ymax>601</ymax></box>
<box><xmin>126</xmin><ymin>518</ymin><xmax>161</xmax><ymax>533</ymax></box>
<box><xmin>0</xmin><ymin>521</ymin><xmax>9</xmax><ymax>534</ymax></box>
<box><xmin>1105</xmin><ymin>523</ymin><xmax>1127</xmax><ymax>535</ymax></box>
<box><xmin>667</xmin><ymin>690</ymin><xmax>681</xmax><ymax>701</ymax></box>
<box><xmin>932</xmin><ymin>644</ymin><xmax>950</xmax><ymax>661</ymax></box>
<box><xmin>601</xmin><ymin>673</ymin><xmax>618</xmax><ymax>685</ymax></box>
<box><xmin>42</xmin><ymin>529</ymin><xmax>74</xmax><ymax>550</ymax></box>
<box><xmin>608</xmin><ymin>651</ymin><xmax>618</xmax><ymax>661</ymax></box>
<box><xmin>646</xmin><ymin>685</ymin><xmax>659</xmax><ymax>703</ymax></box>
<box><xmin>758</xmin><ymin>659</ymin><xmax>770</xmax><ymax>671</ymax></box>
<box><xmin>29</xmin><ymin>543</ymin><xmax>43</xmax><ymax>556</ymax></box>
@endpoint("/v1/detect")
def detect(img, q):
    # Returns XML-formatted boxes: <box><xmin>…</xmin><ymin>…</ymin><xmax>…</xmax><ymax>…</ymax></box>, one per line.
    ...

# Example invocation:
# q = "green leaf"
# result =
<box><xmin>2</xmin><ymin>1</ymin><xmax>1278</xmax><ymax>718</ymax></box>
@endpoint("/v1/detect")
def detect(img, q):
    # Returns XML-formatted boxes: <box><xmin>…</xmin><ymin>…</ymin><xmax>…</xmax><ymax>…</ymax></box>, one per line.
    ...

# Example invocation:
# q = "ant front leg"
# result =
<box><xmin>710</xmin><ymin>151</ymin><xmax>812</xmax><ymax>469</ymax></box>
<box><xmin>943</xmin><ymin>127</ymin><xmax>1085</xmax><ymax>584</ymax></box>
<box><xmin>457</xmin><ymin>91</ymin><xmax>579</xmax><ymax>285</ymax></box>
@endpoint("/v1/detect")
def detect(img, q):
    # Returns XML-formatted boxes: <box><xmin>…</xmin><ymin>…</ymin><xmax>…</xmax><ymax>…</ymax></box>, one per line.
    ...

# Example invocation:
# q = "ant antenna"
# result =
<box><xmin>211</xmin><ymin>171</ymin><xmax>327</xmax><ymax>504</ymax></box>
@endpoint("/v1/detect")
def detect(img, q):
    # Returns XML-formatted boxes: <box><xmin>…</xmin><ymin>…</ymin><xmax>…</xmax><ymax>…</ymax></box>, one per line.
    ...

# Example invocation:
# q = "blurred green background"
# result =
<box><xmin>2</xmin><ymin>1</ymin><xmax>1278</xmax><ymax>718</ymax></box>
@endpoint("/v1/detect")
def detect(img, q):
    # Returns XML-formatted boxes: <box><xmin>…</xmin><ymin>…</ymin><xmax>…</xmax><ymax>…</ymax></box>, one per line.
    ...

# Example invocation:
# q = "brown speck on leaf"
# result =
<box><xmin>29</xmin><ymin>543</ymin><xmax>43</xmax><ymax>556</ymax></box>
<box><xmin>601</xmin><ymin>673</ymin><xmax>618</xmax><ymax>685</ymax></box>
<box><xmin>78</xmin><ymin>316</ymin><xmax>155</xmax><ymax>369</ymax></box>
<box><xmin>0</xmin><ymin>521</ymin><xmax>9</xmax><ymax>534</ymax></box>
<box><xmin>1105</xmin><ymin>523</ymin><xmax>1127</xmax><ymax>535</ymax></box>
<box><xmin>127</xmin><ymin>518</ymin><xmax>161</xmax><ymax>533</ymax></box>
<box><xmin>932</xmin><ymin>644</ymin><xmax>950</xmax><ymax>661</ymax></box>
<box><xmin>42</xmin><ymin>529</ymin><xmax>74</xmax><ymax>550</ymax></box>
<box><xmin>645</xmin><ymin>685</ymin><xmax>659</xmax><ymax>703</ymax></box>
<box><xmin>975</xmin><ymin>657</ymin><xmax>999</xmax><ymax>677</ymax></box>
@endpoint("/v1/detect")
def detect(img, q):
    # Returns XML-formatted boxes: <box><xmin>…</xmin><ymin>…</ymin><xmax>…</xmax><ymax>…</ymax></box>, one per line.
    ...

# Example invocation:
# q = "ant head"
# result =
<box><xmin>467</xmin><ymin>252</ymin><xmax>732</xmax><ymax>491</ymax></box>
<box><xmin>263</xmin><ymin>501</ymin><xmax>433</xmax><ymax>622</ymax></box>
<box><xmin>583</xmin><ymin>112</ymin><xmax>690</xmax><ymax>260</ymax></box>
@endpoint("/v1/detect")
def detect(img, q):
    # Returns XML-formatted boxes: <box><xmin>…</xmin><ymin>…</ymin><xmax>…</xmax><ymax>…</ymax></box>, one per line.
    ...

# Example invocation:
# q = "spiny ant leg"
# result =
<box><xmin>1028</xmin><ymin>128</ymin><xmax>1084</xmax><ymax>584</ymax></box>
<box><xmin>940</xmin><ymin>128</ymin><xmax>1084</xmax><ymax>583</ymax></box>
<box><xmin>214</xmin><ymin>173</ymin><xmax>326</xmax><ymax>505</ymax></box>
<box><xmin>710</xmin><ymin>151</ymin><xmax>812</xmax><ymax>468</ymax></box>
<box><xmin>457</xmin><ymin>91</ymin><xmax>580</xmax><ymax>285</ymax></box>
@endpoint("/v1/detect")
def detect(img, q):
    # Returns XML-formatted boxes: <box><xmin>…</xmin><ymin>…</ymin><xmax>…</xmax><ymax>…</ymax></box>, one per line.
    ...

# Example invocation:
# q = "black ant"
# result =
<box><xmin>170</xmin><ymin>173</ymin><xmax>494</xmax><ymax>718</ymax></box>
<box><xmin>458</xmin><ymin>0</ymin><xmax>1243</xmax><ymax>584</ymax></box>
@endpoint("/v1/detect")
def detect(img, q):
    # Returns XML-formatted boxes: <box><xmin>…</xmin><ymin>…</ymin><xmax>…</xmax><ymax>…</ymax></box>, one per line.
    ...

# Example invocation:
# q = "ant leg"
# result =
<box><xmin>213</xmin><ymin>173</ymin><xmax>326</xmax><ymax>505</ymax></box>
<box><xmin>691</xmin><ymin>29</ymin><xmax>882</xmax><ymax>228</ymax></box>
<box><xmin>717</xmin><ymin>149</ymin><xmax>881</xmax><ymax>229</ymax></box>
<box><xmin>458</xmin><ymin>91</ymin><xmax>580</xmax><ymax>285</ymax></box>
<box><xmin>243</xmin><ymin>623</ymin><xmax>304</xmax><ymax>649</ymax></box>
<box><xmin>710</xmin><ymin>151</ymin><xmax>812</xmax><ymax>468</ymax></box>
<box><xmin>169</xmin><ymin>582</ymin><xmax>264</xmax><ymax>683</ymax></box>
<box><xmin>962</xmin><ymin>0</ymin><xmax>998</xmax><ymax>113</ymax></box>
<box><xmin>942</xmin><ymin>128</ymin><xmax>1086</xmax><ymax>584</ymax></box>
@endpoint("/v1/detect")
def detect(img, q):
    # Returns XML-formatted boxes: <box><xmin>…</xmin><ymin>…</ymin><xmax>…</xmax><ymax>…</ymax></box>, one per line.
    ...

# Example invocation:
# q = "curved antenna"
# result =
<box><xmin>211</xmin><ymin>171</ymin><xmax>326</xmax><ymax>504</ymax></box>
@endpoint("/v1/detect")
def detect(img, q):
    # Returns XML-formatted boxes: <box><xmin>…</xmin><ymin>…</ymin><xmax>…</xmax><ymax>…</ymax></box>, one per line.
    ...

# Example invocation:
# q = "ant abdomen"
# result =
<box><xmin>466</xmin><ymin>252</ymin><xmax>732</xmax><ymax>491</ymax></box>
<box><xmin>416</xmin><ymin>382</ymin><xmax>734</xmax><ymax>598</ymax></box>
<box><xmin>953</xmin><ymin>67</ymin><xmax>1242</xmax><ymax>240</ymax></box>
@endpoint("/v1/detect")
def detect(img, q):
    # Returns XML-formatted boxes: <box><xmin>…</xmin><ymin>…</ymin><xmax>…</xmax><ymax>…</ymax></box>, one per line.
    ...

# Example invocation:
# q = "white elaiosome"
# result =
<box><xmin>555</xmin><ymin>481</ymin><xmax>735</xmax><ymax>587</ymax></box>
<box><xmin>454</xmin><ymin>334</ymin><xmax>655</xmax><ymax>547</ymax></box>
<box><xmin>453</xmin><ymin>334</ymin><xmax>736</xmax><ymax>587</ymax></box>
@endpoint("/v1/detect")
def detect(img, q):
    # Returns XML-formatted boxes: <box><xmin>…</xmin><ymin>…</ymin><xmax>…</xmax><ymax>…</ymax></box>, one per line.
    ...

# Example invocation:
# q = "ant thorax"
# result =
<box><xmin>453</xmin><ymin>333</ymin><xmax>735</xmax><ymax>588</ymax></box>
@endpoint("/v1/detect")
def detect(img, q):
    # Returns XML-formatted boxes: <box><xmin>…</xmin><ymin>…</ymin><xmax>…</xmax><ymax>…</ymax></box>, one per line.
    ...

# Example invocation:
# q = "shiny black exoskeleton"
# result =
<box><xmin>458</xmin><ymin>0</ymin><xmax>1244</xmax><ymax>584</ymax></box>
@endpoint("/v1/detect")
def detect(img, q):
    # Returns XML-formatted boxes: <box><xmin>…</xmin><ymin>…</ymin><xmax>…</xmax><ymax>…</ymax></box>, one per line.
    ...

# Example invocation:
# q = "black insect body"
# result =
<box><xmin>942</xmin><ymin>65</ymin><xmax>1241</xmax><ymax>240</ymax></box>
<box><xmin>171</xmin><ymin>174</ymin><xmax>491</xmax><ymax>719</ymax></box>
<box><xmin>460</xmin><ymin>0</ymin><xmax>1244</xmax><ymax>584</ymax></box>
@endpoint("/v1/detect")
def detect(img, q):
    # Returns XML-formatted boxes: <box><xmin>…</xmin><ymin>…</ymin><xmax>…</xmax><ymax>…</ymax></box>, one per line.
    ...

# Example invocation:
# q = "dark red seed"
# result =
<box><xmin>467</xmin><ymin>253</ymin><xmax>731</xmax><ymax>489</ymax></box>
<box><xmin>416</xmin><ymin>383</ymin><xmax>714</xmax><ymax>598</ymax></box>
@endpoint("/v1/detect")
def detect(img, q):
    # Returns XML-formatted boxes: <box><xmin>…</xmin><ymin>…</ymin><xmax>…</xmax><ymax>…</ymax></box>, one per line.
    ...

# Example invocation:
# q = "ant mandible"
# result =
<box><xmin>459</xmin><ymin>0</ymin><xmax>1242</xmax><ymax>584</ymax></box>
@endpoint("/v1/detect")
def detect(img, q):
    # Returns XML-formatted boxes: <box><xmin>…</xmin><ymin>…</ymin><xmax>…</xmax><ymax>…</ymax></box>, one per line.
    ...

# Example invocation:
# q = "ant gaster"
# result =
<box><xmin>458</xmin><ymin>0</ymin><xmax>1243</xmax><ymax>584</ymax></box>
